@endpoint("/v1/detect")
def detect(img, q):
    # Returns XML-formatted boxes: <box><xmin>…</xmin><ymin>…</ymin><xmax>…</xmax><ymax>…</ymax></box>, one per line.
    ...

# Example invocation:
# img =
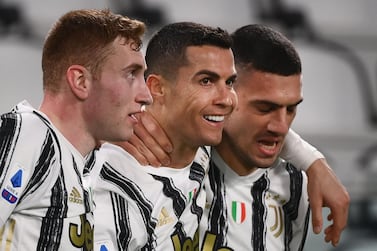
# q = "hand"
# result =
<box><xmin>118</xmin><ymin>112</ymin><xmax>172</xmax><ymax>167</ymax></box>
<box><xmin>306</xmin><ymin>158</ymin><xmax>350</xmax><ymax>247</ymax></box>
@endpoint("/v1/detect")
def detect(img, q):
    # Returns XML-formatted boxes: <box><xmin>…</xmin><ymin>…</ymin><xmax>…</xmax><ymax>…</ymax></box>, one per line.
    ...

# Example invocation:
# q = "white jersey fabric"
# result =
<box><xmin>93</xmin><ymin>143</ymin><xmax>210</xmax><ymax>251</ymax></box>
<box><xmin>281</xmin><ymin>129</ymin><xmax>324</xmax><ymax>171</ymax></box>
<box><xmin>200</xmin><ymin>149</ymin><xmax>310</xmax><ymax>251</ymax></box>
<box><xmin>0</xmin><ymin>101</ymin><xmax>95</xmax><ymax>251</ymax></box>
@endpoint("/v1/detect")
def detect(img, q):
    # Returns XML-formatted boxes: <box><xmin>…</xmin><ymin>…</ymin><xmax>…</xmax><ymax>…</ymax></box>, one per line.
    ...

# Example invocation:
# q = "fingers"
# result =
<box><xmin>324</xmin><ymin>196</ymin><xmax>349</xmax><ymax>247</ymax></box>
<box><xmin>306</xmin><ymin>158</ymin><xmax>350</xmax><ymax>247</ymax></box>
<box><xmin>324</xmin><ymin>222</ymin><xmax>340</xmax><ymax>246</ymax></box>
<box><xmin>141</xmin><ymin>112</ymin><xmax>173</xmax><ymax>154</ymax></box>
<box><xmin>118</xmin><ymin>141</ymin><xmax>149</xmax><ymax>166</ymax></box>
<box><xmin>309</xmin><ymin>196</ymin><xmax>323</xmax><ymax>234</ymax></box>
<box><xmin>133</xmin><ymin>114</ymin><xmax>171</xmax><ymax>166</ymax></box>
<box><xmin>125</xmin><ymin>134</ymin><xmax>163</xmax><ymax>167</ymax></box>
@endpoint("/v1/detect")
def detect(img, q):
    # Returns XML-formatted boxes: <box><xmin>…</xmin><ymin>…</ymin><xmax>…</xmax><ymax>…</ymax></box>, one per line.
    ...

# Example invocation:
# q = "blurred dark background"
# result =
<box><xmin>1</xmin><ymin>1</ymin><xmax>376</xmax><ymax>250</ymax></box>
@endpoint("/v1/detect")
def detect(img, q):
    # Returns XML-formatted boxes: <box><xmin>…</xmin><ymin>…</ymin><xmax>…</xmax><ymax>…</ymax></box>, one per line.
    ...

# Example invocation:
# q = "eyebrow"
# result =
<box><xmin>123</xmin><ymin>63</ymin><xmax>144</xmax><ymax>72</ymax></box>
<box><xmin>195</xmin><ymin>70</ymin><xmax>237</xmax><ymax>81</ymax></box>
<box><xmin>253</xmin><ymin>98</ymin><xmax>303</xmax><ymax>107</ymax></box>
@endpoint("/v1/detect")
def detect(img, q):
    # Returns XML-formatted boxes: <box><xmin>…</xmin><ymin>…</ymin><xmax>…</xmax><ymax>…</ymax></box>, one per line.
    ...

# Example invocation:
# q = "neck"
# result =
<box><xmin>215</xmin><ymin>143</ymin><xmax>258</xmax><ymax>176</ymax></box>
<box><xmin>39</xmin><ymin>94</ymin><xmax>96</xmax><ymax>157</ymax></box>
<box><xmin>167</xmin><ymin>142</ymin><xmax>198</xmax><ymax>168</ymax></box>
<box><xmin>148</xmin><ymin>112</ymin><xmax>198</xmax><ymax>168</ymax></box>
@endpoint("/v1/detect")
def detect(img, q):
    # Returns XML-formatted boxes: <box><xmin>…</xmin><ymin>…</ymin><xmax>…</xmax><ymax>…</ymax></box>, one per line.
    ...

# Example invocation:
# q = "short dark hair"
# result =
<box><xmin>145</xmin><ymin>22</ymin><xmax>233</xmax><ymax>80</ymax></box>
<box><xmin>231</xmin><ymin>24</ymin><xmax>301</xmax><ymax>76</ymax></box>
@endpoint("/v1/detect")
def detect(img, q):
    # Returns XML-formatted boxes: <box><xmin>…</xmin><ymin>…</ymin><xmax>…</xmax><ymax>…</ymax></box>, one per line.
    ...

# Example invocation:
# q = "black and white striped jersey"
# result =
<box><xmin>200</xmin><ymin>149</ymin><xmax>310</xmax><ymax>251</ymax></box>
<box><xmin>93</xmin><ymin>143</ymin><xmax>210</xmax><ymax>251</ymax></box>
<box><xmin>0</xmin><ymin>101</ymin><xmax>95</xmax><ymax>251</ymax></box>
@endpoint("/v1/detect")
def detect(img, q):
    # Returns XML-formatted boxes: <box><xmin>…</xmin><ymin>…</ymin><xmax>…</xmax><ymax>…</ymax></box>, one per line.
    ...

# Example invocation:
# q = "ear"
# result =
<box><xmin>146</xmin><ymin>74</ymin><xmax>166</xmax><ymax>98</ymax></box>
<box><xmin>66</xmin><ymin>65</ymin><xmax>91</xmax><ymax>100</ymax></box>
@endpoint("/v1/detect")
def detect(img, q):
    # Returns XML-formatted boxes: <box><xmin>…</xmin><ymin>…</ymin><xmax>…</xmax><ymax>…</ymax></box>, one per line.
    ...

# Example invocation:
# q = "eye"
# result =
<box><xmin>255</xmin><ymin>103</ymin><xmax>276</xmax><ymax>113</ymax></box>
<box><xmin>287</xmin><ymin>105</ymin><xmax>297</xmax><ymax>114</ymax></box>
<box><xmin>225</xmin><ymin>78</ymin><xmax>235</xmax><ymax>88</ymax></box>
<box><xmin>200</xmin><ymin>78</ymin><xmax>212</xmax><ymax>86</ymax></box>
<box><xmin>258</xmin><ymin>106</ymin><xmax>273</xmax><ymax>113</ymax></box>
<box><xmin>126</xmin><ymin>70</ymin><xmax>136</xmax><ymax>80</ymax></box>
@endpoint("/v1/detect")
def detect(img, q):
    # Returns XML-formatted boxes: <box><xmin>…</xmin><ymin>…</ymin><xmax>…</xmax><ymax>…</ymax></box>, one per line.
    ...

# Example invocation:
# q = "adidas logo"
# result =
<box><xmin>69</xmin><ymin>187</ymin><xmax>83</xmax><ymax>204</ymax></box>
<box><xmin>157</xmin><ymin>207</ymin><xmax>174</xmax><ymax>227</ymax></box>
<box><xmin>205</xmin><ymin>201</ymin><xmax>211</xmax><ymax>209</ymax></box>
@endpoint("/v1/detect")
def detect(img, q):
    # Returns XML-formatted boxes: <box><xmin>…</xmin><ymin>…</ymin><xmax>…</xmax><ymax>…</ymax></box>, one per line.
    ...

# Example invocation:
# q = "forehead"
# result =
<box><xmin>105</xmin><ymin>36</ymin><xmax>146</xmax><ymax>68</ymax></box>
<box><xmin>180</xmin><ymin>45</ymin><xmax>236</xmax><ymax>76</ymax></box>
<box><xmin>237</xmin><ymin>70</ymin><xmax>302</xmax><ymax>99</ymax></box>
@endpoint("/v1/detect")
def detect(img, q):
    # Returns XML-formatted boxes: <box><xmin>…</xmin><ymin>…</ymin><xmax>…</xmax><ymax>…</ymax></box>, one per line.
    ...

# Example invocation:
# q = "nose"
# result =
<box><xmin>214</xmin><ymin>85</ymin><xmax>237</xmax><ymax>110</ymax></box>
<box><xmin>267</xmin><ymin>110</ymin><xmax>290</xmax><ymax>135</ymax></box>
<box><xmin>137</xmin><ymin>83</ymin><xmax>153</xmax><ymax>106</ymax></box>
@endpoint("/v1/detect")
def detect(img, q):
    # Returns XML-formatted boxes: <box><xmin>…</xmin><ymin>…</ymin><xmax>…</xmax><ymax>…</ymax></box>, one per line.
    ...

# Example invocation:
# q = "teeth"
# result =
<box><xmin>259</xmin><ymin>142</ymin><xmax>277</xmax><ymax>150</ymax></box>
<box><xmin>205</xmin><ymin>115</ymin><xmax>224</xmax><ymax>122</ymax></box>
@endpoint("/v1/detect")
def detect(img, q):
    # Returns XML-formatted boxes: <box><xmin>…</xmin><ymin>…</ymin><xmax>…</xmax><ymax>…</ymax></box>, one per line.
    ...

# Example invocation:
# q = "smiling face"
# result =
<box><xmin>216</xmin><ymin>68</ymin><xmax>303</xmax><ymax>176</ymax></box>
<box><xmin>85</xmin><ymin>36</ymin><xmax>152</xmax><ymax>142</ymax></box>
<box><xmin>151</xmin><ymin>45</ymin><xmax>237</xmax><ymax>151</ymax></box>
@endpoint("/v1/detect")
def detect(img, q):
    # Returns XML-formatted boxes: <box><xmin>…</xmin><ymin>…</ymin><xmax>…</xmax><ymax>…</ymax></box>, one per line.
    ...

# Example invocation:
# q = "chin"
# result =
<box><xmin>256</xmin><ymin>158</ymin><xmax>277</xmax><ymax>168</ymax></box>
<box><xmin>206</xmin><ymin>136</ymin><xmax>222</xmax><ymax>146</ymax></box>
<box><xmin>118</xmin><ymin>129</ymin><xmax>134</xmax><ymax>142</ymax></box>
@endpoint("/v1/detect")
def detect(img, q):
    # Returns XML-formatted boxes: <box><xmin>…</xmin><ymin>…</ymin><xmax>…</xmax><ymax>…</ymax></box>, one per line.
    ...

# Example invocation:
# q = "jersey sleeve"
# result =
<box><xmin>280</xmin><ymin>129</ymin><xmax>325</xmax><ymax>171</ymax></box>
<box><xmin>0</xmin><ymin>112</ymin><xmax>48</xmax><ymax>227</ymax></box>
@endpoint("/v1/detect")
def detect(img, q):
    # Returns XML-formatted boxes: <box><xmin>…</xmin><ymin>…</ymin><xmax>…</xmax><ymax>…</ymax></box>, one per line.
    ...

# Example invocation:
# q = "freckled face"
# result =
<box><xmin>85</xmin><ymin>37</ymin><xmax>152</xmax><ymax>142</ymax></box>
<box><xmin>217</xmin><ymin>69</ymin><xmax>302</xmax><ymax>175</ymax></box>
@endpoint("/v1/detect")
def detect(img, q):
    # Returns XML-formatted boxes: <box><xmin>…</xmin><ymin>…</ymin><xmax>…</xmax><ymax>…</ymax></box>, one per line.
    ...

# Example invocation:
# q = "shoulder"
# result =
<box><xmin>95</xmin><ymin>143</ymin><xmax>155</xmax><ymax>189</ymax></box>
<box><xmin>97</xmin><ymin>143</ymin><xmax>142</xmax><ymax>171</ymax></box>
<box><xmin>0</xmin><ymin>108</ymin><xmax>58</xmax><ymax>166</ymax></box>
<box><xmin>268</xmin><ymin>159</ymin><xmax>307</xmax><ymax>189</ymax></box>
<box><xmin>271</xmin><ymin>158</ymin><xmax>303</xmax><ymax>175</ymax></box>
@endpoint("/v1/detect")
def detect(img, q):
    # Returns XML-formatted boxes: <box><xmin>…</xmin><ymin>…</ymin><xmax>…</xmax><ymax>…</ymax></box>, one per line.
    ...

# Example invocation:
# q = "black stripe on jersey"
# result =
<box><xmin>34</xmin><ymin>111</ymin><xmax>92</xmax><ymax>213</ymax></box>
<box><xmin>37</xmin><ymin>170</ymin><xmax>66</xmax><ymax>250</ymax></box>
<box><xmin>33</xmin><ymin>112</ymin><xmax>80</xmax><ymax>249</ymax></box>
<box><xmin>282</xmin><ymin>163</ymin><xmax>308</xmax><ymax>251</ymax></box>
<box><xmin>100</xmin><ymin>163</ymin><xmax>157</xmax><ymax>248</ymax></box>
<box><xmin>0</xmin><ymin>113</ymin><xmax>21</xmax><ymax>187</ymax></box>
<box><xmin>298</xmin><ymin>207</ymin><xmax>311</xmax><ymax>250</ymax></box>
<box><xmin>20</xmin><ymin>131</ymin><xmax>67</xmax><ymax>250</ymax></box>
<box><xmin>84</xmin><ymin>149</ymin><xmax>97</xmax><ymax>175</ymax></box>
<box><xmin>189</xmin><ymin>161</ymin><xmax>206</xmax><ymax>223</ymax></box>
<box><xmin>200</xmin><ymin>146</ymin><xmax>210</xmax><ymax>158</ymax></box>
<box><xmin>206</xmin><ymin>160</ymin><xmax>228</xmax><ymax>248</ymax></box>
<box><xmin>71</xmin><ymin>155</ymin><xmax>92</xmax><ymax>213</ymax></box>
<box><xmin>151</xmin><ymin>174</ymin><xmax>186</xmax><ymax>217</ymax></box>
<box><xmin>18</xmin><ymin>132</ymin><xmax>56</xmax><ymax>203</ymax></box>
<box><xmin>110</xmin><ymin>191</ymin><xmax>133</xmax><ymax>251</ymax></box>
<box><xmin>251</xmin><ymin>172</ymin><xmax>269</xmax><ymax>250</ymax></box>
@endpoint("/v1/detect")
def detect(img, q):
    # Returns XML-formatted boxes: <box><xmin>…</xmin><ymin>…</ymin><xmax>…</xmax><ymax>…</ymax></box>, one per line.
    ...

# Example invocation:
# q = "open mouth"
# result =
<box><xmin>130</xmin><ymin>114</ymin><xmax>137</xmax><ymax>119</ymax></box>
<box><xmin>258</xmin><ymin>141</ymin><xmax>277</xmax><ymax>150</ymax></box>
<box><xmin>129</xmin><ymin>112</ymin><xmax>140</xmax><ymax>122</ymax></box>
<box><xmin>204</xmin><ymin>115</ymin><xmax>225</xmax><ymax>122</ymax></box>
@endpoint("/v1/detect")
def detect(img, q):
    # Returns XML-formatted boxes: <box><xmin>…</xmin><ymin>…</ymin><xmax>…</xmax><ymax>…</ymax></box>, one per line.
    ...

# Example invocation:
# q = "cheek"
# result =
<box><xmin>289</xmin><ymin>112</ymin><xmax>297</xmax><ymax>123</ymax></box>
<box><xmin>226</xmin><ymin>112</ymin><xmax>246</xmax><ymax>134</ymax></box>
<box><xmin>231</xmin><ymin>91</ymin><xmax>238</xmax><ymax>109</ymax></box>
<box><xmin>98</xmin><ymin>76</ymin><xmax>133</xmax><ymax>105</ymax></box>
<box><xmin>108</xmin><ymin>84</ymin><xmax>134</xmax><ymax>107</ymax></box>
<box><xmin>230</xmin><ymin>108</ymin><xmax>249</xmax><ymax>125</ymax></box>
<box><xmin>168</xmin><ymin>92</ymin><xmax>196</xmax><ymax>111</ymax></box>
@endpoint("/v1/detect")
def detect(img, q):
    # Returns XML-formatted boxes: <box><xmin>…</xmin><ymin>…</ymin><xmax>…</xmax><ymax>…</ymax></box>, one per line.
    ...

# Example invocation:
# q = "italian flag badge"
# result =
<box><xmin>188</xmin><ymin>188</ymin><xmax>197</xmax><ymax>202</ymax></box>
<box><xmin>231</xmin><ymin>201</ymin><xmax>246</xmax><ymax>224</ymax></box>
